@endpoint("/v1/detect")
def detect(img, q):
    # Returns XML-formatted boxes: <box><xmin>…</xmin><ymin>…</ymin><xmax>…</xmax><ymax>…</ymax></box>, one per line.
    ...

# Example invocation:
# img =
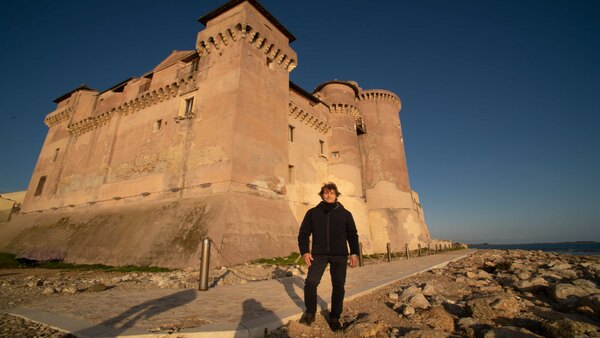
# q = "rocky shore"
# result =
<box><xmin>283</xmin><ymin>249</ymin><xmax>600</xmax><ymax>337</ymax></box>
<box><xmin>1</xmin><ymin>250</ymin><xmax>599</xmax><ymax>337</ymax></box>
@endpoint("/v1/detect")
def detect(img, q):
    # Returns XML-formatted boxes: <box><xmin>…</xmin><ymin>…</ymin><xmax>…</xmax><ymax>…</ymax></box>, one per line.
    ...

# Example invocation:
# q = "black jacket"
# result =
<box><xmin>298</xmin><ymin>201</ymin><xmax>360</xmax><ymax>256</ymax></box>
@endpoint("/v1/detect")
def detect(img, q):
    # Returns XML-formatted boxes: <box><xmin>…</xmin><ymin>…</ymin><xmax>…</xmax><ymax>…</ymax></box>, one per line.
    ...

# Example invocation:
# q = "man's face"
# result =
<box><xmin>322</xmin><ymin>189</ymin><xmax>337</xmax><ymax>203</ymax></box>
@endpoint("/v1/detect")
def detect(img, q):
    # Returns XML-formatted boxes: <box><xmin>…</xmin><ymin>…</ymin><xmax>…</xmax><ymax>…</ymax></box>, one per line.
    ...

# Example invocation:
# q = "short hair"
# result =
<box><xmin>319</xmin><ymin>182</ymin><xmax>341</xmax><ymax>198</ymax></box>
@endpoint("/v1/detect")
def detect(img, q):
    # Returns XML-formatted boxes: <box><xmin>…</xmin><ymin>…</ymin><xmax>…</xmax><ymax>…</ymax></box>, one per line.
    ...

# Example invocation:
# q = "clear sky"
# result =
<box><xmin>1</xmin><ymin>0</ymin><xmax>599</xmax><ymax>244</ymax></box>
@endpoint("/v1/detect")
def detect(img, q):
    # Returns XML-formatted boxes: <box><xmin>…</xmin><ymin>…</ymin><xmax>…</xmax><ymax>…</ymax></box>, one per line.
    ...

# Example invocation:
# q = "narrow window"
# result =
<box><xmin>288</xmin><ymin>125</ymin><xmax>295</xmax><ymax>142</ymax></box>
<box><xmin>52</xmin><ymin>148</ymin><xmax>60</xmax><ymax>162</ymax></box>
<box><xmin>191</xmin><ymin>59</ymin><xmax>199</xmax><ymax>72</ymax></box>
<box><xmin>331</xmin><ymin>151</ymin><xmax>340</xmax><ymax>159</ymax></box>
<box><xmin>153</xmin><ymin>119</ymin><xmax>162</xmax><ymax>132</ymax></box>
<box><xmin>266</xmin><ymin>57</ymin><xmax>274</xmax><ymax>68</ymax></box>
<box><xmin>184</xmin><ymin>98</ymin><xmax>194</xmax><ymax>115</ymax></box>
<box><xmin>288</xmin><ymin>165</ymin><xmax>295</xmax><ymax>184</ymax></box>
<box><xmin>34</xmin><ymin>176</ymin><xmax>47</xmax><ymax>196</ymax></box>
<box><xmin>319</xmin><ymin>140</ymin><xmax>325</xmax><ymax>155</ymax></box>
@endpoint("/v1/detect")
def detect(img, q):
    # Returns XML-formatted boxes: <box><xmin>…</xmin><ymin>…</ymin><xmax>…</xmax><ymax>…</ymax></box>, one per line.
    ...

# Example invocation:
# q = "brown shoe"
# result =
<box><xmin>299</xmin><ymin>312</ymin><xmax>315</xmax><ymax>326</ymax></box>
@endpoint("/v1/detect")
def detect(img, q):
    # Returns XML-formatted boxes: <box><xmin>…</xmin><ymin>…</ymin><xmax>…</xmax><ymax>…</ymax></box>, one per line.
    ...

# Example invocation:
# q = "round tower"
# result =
<box><xmin>357</xmin><ymin>89</ymin><xmax>424</xmax><ymax>252</ymax></box>
<box><xmin>314</xmin><ymin>81</ymin><xmax>371</xmax><ymax>250</ymax></box>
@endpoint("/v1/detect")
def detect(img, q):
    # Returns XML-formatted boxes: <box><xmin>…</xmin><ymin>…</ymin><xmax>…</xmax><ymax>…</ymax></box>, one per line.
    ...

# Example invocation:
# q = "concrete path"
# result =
<box><xmin>8</xmin><ymin>249</ymin><xmax>475</xmax><ymax>338</ymax></box>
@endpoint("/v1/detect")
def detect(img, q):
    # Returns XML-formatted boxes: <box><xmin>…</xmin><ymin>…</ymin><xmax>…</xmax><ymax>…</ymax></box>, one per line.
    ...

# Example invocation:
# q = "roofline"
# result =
<box><xmin>289</xmin><ymin>81</ymin><xmax>325</xmax><ymax>105</ymax></box>
<box><xmin>100</xmin><ymin>77</ymin><xmax>135</xmax><ymax>95</ymax></box>
<box><xmin>198</xmin><ymin>0</ymin><xmax>296</xmax><ymax>43</ymax></box>
<box><xmin>313</xmin><ymin>80</ymin><xmax>360</xmax><ymax>97</ymax></box>
<box><xmin>53</xmin><ymin>84</ymin><xmax>97</xmax><ymax>103</ymax></box>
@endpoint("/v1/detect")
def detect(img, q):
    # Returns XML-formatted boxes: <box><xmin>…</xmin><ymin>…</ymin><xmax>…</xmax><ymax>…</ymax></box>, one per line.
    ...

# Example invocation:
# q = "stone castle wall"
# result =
<box><xmin>1</xmin><ymin>0</ymin><xmax>433</xmax><ymax>267</ymax></box>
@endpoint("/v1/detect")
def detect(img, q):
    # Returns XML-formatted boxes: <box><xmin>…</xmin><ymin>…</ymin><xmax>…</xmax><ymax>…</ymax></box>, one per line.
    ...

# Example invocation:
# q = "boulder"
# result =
<box><xmin>414</xmin><ymin>306</ymin><xmax>455</xmax><ymax>332</ymax></box>
<box><xmin>409</xmin><ymin>293</ymin><xmax>432</xmax><ymax>310</ymax></box>
<box><xmin>422</xmin><ymin>283</ymin><xmax>436</xmax><ymax>296</ymax></box>
<box><xmin>467</xmin><ymin>296</ymin><xmax>520</xmax><ymax>323</ymax></box>
<box><xmin>542</xmin><ymin>318</ymin><xmax>600</xmax><ymax>338</ymax></box>
<box><xmin>403</xmin><ymin>329</ymin><xmax>461</xmax><ymax>338</ymax></box>
<box><xmin>484</xmin><ymin>326</ymin><xmax>543</xmax><ymax>338</ymax></box>
<box><xmin>86</xmin><ymin>283</ymin><xmax>109</xmax><ymax>292</ymax></box>
<box><xmin>401</xmin><ymin>286</ymin><xmax>422</xmax><ymax>302</ymax></box>
<box><xmin>550</xmin><ymin>283</ymin><xmax>594</xmax><ymax>304</ymax></box>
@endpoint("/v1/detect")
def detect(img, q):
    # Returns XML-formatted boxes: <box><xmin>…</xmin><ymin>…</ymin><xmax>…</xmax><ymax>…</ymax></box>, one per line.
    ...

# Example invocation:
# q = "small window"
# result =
<box><xmin>288</xmin><ymin>165</ymin><xmax>295</xmax><ymax>184</ymax></box>
<box><xmin>266</xmin><ymin>57</ymin><xmax>274</xmax><ymax>68</ymax></box>
<box><xmin>34</xmin><ymin>176</ymin><xmax>47</xmax><ymax>196</ymax></box>
<box><xmin>184</xmin><ymin>98</ymin><xmax>194</xmax><ymax>115</ymax></box>
<box><xmin>288</xmin><ymin>125</ymin><xmax>295</xmax><ymax>142</ymax></box>
<box><xmin>153</xmin><ymin>119</ymin><xmax>162</xmax><ymax>132</ymax></box>
<box><xmin>191</xmin><ymin>59</ymin><xmax>199</xmax><ymax>72</ymax></box>
<box><xmin>319</xmin><ymin>140</ymin><xmax>325</xmax><ymax>155</ymax></box>
<box><xmin>52</xmin><ymin>148</ymin><xmax>60</xmax><ymax>162</ymax></box>
<box><xmin>331</xmin><ymin>151</ymin><xmax>340</xmax><ymax>159</ymax></box>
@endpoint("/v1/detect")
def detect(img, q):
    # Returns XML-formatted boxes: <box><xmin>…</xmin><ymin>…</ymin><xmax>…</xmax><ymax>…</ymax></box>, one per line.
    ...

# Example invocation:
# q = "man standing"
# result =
<box><xmin>298</xmin><ymin>182</ymin><xmax>359</xmax><ymax>331</ymax></box>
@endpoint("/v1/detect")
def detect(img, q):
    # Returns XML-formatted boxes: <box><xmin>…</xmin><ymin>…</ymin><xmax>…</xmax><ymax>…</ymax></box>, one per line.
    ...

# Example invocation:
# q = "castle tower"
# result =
<box><xmin>314</xmin><ymin>81</ymin><xmax>372</xmax><ymax>251</ymax></box>
<box><xmin>357</xmin><ymin>90</ymin><xmax>428</xmax><ymax>251</ymax></box>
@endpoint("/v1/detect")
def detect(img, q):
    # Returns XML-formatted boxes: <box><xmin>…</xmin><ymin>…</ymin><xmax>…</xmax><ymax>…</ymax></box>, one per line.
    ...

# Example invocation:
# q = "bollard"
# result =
<box><xmin>418</xmin><ymin>244</ymin><xmax>422</xmax><ymax>257</ymax></box>
<box><xmin>405</xmin><ymin>243</ymin><xmax>410</xmax><ymax>259</ymax></box>
<box><xmin>386</xmin><ymin>243</ymin><xmax>392</xmax><ymax>262</ymax></box>
<box><xmin>198</xmin><ymin>238</ymin><xmax>211</xmax><ymax>291</ymax></box>
<box><xmin>358</xmin><ymin>242</ymin><xmax>364</xmax><ymax>267</ymax></box>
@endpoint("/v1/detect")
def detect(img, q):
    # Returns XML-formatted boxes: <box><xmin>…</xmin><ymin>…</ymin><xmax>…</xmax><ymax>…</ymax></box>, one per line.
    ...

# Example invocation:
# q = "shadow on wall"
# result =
<box><xmin>74</xmin><ymin>289</ymin><xmax>197</xmax><ymax>337</ymax></box>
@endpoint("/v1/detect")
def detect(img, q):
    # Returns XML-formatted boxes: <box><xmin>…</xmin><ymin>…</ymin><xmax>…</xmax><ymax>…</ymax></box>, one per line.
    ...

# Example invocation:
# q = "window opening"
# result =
<box><xmin>184</xmin><ymin>98</ymin><xmax>194</xmax><ymax>115</ymax></box>
<box><xmin>331</xmin><ymin>151</ymin><xmax>340</xmax><ymax>159</ymax></box>
<box><xmin>52</xmin><ymin>148</ymin><xmax>60</xmax><ymax>162</ymax></box>
<box><xmin>288</xmin><ymin>125</ymin><xmax>295</xmax><ymax>142</ymax></box>
<box><xmin>34</xmin><ymin>176</ymin><xmax>47</xmax><ymax>196</ymax></box>
<box><xmin>153</xmin><ymin>119</ymin><xmax>163</xmax><ymax>132</ymax></box>
<box><xmin>319</xmin><ymin>140</ymin><xmax>325</xmax><ymax>155</ymax></box>
<box><xmin>288</xmin><ymin>165</ymin><xmax>295</xmax><ymax>184</ymax></box>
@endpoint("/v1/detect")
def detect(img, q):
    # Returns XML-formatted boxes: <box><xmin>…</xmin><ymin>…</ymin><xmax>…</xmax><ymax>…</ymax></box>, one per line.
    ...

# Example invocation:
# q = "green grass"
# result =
<box><xmin>252</xmin><ymin>252</ymin><xmax>305</xmax><ymax>266</ymax></box>
<box><xmin>0</xmin><ymin>252</ymin><xmax>171</xmax><ymax>272</ymax></box>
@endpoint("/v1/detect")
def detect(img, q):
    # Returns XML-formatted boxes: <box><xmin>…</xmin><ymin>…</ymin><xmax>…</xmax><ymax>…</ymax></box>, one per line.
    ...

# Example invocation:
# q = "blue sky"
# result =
<box><xmin>1</xmin><ymin>0</ymin><xmax>599</xmax><ymax>244</ymax></box>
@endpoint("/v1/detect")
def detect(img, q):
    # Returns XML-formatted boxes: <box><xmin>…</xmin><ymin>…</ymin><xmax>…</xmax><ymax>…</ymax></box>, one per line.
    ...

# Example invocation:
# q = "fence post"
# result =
<box><xmin>386</xmin><ymin>243</ymin><xmax>392</xmax><ymax>262</ymax></box>
<box><xmin>405</xmin><ymin>243</ymin><xmax>410</xmax><ymax>259</ymax></box>
<box><xmin>358</xmin><ymin>242</ymin><xmax>364</xmax><ymax>267</ymax></box>
<box><xmin>198</xmin><ymin>238</ymin><xmax>211</xmax><ymax>291</ymax></box>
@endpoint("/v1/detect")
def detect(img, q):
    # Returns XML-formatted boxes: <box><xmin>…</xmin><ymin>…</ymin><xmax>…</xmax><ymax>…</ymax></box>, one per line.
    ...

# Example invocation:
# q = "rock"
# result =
<box><xmin>542</xmin><ymin>318</ymin><xmax>600</xmax><ymax>338</ymax></box>
<box><xmin>422</xmin><ymin>283</ymin><xmax>436</xmax><ymax>296</ymax></box>
<box><xmin>41</xmin><ymin>287</ymin><xmax>56</xmax><ymax>295</ymax></box>
<box><xmin>403</xmin><ymin>305</ymin><xmax>416</xmax><ymax>316</ymax></box>
<box><xmin>467</xmin><ymin>296</ymin><xmax>520</xmax><ymax>323</ymax></box>
<box><xmin>400</xmin><ymin>286</ymin><xmax>422</xmax><ymax>302</ymax></box>
<box><xmin>389</xmin><ymin>292</ymin><xmax>399</xmax><ymax>301</ymax></box>
<box><xmin>555</xmin><ymin>269</ymin><xmax>578</xmax><ymax>279</ymax></box>
<box><xmin>572</xmin><ymin>279</ymin><xmax>597</xmax><ymax>289</ymax></box>
<box><xmin>86</xmin><ymin>283</ymin><xmax>109</xmax><ymax>292</ymax></box>
<box><xmin>403</xmin><ymin>328</ymin><xmax>461</xmax><ymax>338</ymax></box>
<box><xmin>344</xmin><ymin>316</ymin><xmax>388</xmax><ymax>338</ymax></box>
<box><xmin>484</xmin><ymin>326</ymin><xmax>542</xmax><ymax>338</ymax></box>
<box><xmin>62</xmin><ymin>286</ymin><xmax>78</xmax><ymax>295</ymax></box>
<box><xmin>414</xmin><ymin>306</ymin><xmax>454</xmax><ymax>332</ymax></box>
<box><xmin>517</xmin><ymin>271</ymin><xmax>532</xmax><ymax>280</ymax></box>
<box><xmin>457</xmin><ymin>317</ymin><xmax>477</xmax><ymax>330</ymax></box>
<box><xmin>516</xmin><ymin>277</ymin><xmax>548</xmax><ymax>292</ymax></box>
<box><xmin>551</xmin><ymin>283</ymin><xmax>593</xmax><ymax>304</ymax></box>
<box><xmin>409</xmin><ymin>293</ymin><xmax>432</xmax><ymax>310</ymax></box>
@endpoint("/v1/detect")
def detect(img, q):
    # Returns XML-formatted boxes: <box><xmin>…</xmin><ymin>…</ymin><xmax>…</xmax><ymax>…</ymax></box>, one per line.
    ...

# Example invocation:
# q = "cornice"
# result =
<box><xmin>289</xmin><ymin>102</ymin><xmax>329</xmax><ymax>134</ymax></box>
<box><xmin>67</xmin><ymin>77</ymin><xmax>196</xmax><ymax>136</ymax></box>
<box><xmin>44</xmin><ymin>108</ymin><xmax>72</xmax><ymax>127</ymax></box>
<box><xmin>197</xmin><ymin>23</ymin><xmax>297</xmax><ymax>72</ymax></box>
<box><xmin>329</xmin><ymin>103</ymin><xmax>361</xmax><ymax>121</ymax></box>
<box><xmin>358</xmin><ymin>90</ymin><xmax>401</xmax><ymax>110</ymax></box>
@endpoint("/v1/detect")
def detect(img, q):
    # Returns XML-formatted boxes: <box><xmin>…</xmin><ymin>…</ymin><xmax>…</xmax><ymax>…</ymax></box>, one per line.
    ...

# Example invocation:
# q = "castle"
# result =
<box><xmin>0</xmin><ymin>0</ymin><xmax>434</xmax><ymax>268</ymax></box>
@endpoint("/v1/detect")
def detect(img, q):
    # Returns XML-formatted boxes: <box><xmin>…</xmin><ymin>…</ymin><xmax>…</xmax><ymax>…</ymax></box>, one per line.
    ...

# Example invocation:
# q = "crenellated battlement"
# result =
<box><xmin>358</xmin><ymin>90</ymin><xmax>401</xmax><ymax>111</ymax></box>
<box><xmin>329</xmin><ymin>103</ymin><xmax>361</xmax><ymax>122</ymax></box>
<box><xmin>66</xmin><ymin>77</ymin><xmax>196</xmax><ymax>136</ymax></box>
<box><xmin>44</xmin><ymin>108</ymin><xmax>72</xmax><ymax>127</ymax></box>
<box><xmin>197</xmin><ymin>23</ymin><xmax>297</xmax><ymax>72</ymax></box>
<box><xmin>289</xmin><ymin>102</ymin><xmax>329</xmax><ymax>134</ymax></box>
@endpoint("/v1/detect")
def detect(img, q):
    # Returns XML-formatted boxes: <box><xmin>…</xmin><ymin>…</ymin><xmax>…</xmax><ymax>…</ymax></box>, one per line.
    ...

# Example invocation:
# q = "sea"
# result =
<box><xmin>468</xmin><ymin>242</ymin><xmax>600</xmax><ymax>256</ymax></box>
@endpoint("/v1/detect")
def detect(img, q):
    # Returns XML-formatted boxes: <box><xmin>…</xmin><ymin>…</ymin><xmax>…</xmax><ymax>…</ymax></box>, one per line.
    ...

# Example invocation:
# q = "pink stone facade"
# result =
<box><xmin>2</xmin><ymin>0</ymin><xmax>431</xmax><ymax>267</ymax></box>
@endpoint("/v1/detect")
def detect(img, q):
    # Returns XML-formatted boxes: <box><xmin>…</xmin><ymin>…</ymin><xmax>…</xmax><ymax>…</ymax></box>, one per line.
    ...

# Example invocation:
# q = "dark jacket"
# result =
<box><xmin>298</xmin><ymin>201</ymin><xmax>360</xmax><ymax>256</ymax></box>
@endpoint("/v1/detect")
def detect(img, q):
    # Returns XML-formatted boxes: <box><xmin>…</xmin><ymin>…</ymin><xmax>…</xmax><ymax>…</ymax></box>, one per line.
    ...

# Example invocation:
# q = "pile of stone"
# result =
<box><xmin>346</xmin><ymin>250</ymin><xmax>600</xmax><ymax>338</ymax></box>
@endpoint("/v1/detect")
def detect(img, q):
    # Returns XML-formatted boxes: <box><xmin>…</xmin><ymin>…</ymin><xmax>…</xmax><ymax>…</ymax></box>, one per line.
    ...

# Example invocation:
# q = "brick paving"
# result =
<box><xmin>8</xmin><ymin>250</ymin><xmax>474</xmax><ymax>338</ymax></box>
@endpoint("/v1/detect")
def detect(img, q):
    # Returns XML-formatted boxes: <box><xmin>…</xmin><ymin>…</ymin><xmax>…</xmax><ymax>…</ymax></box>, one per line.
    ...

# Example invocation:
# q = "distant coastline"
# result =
<box><xmin>467</xmin><ymin>241</ymin><xmax>600</xmax><ymax>256</ymax></box>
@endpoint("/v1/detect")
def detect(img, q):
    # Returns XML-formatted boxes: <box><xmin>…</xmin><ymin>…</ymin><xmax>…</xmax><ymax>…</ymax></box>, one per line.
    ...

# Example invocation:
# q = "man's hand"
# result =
<box><xmin>303</xmin><ymin>253</ymin><xmax>314</xmax><ymax>267</ymax></box>
<box><xmin>349</xmin><ymin>254</ymin><xmax>359</xmax><ymax>268</ymax></box>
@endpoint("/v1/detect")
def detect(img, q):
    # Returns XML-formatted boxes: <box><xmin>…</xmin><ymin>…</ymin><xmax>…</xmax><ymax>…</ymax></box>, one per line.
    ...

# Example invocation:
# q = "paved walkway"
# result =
<box><xmin>8</xmin><ymin>249</ymin><xmax>475</xmax><ymax>338</ymax></box>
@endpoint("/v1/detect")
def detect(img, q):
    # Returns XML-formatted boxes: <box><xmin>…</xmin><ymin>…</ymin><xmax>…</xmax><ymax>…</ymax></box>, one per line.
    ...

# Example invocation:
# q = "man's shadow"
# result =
<box><xmin>276</xmin><ymin>276</ymin><xmax>327</xmax><ymax>311</ymax></box>
<box><xmin>235</xmin><ymin>298</ymin><xmax>281</xmax><ymax>338</ymax></box>
<box><xmin>74</xmin><ymin>289</ymin><xmax>196</xmax><ymax>337</ymax></box>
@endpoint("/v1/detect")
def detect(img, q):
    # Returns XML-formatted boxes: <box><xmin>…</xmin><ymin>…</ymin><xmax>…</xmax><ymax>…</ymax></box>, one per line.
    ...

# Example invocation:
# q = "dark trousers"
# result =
<box><xmin>304</xmin><ymin>255</ymin><xmax>348</xmax><ymax>319</ymax></box>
